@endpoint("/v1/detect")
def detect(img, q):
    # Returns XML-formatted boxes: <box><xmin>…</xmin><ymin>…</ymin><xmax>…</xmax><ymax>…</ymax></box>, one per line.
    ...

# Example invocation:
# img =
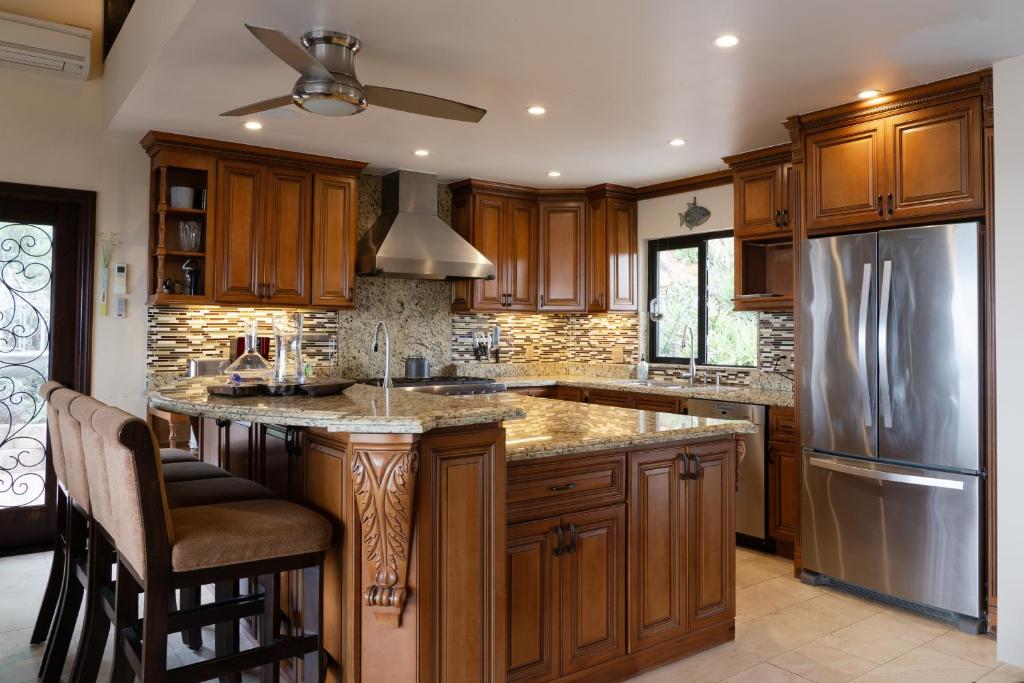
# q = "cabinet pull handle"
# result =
<box><xmin>876</xmin><ymin>194</ymin><xmax>884</xmax><ymax>216</ymax></box>
<box><xmin>565</xmin><ymin>523</ymin><xmax>577</xmax><ymax>554</ymax></box>
<box><xmin>679</xmin><ymin>452</ymin><xmax>692</xmax><ymax>480</ymax></box>
<box><xmin>887</xmin><ymin>192</ymin><xmax>894</xmax><ymax>215</ymax></box>
<box><xmin>549</xmin><ymin>482</ymin><xmax>577</xmax><ymax>492</ymax></box>
<box><xmin>774</xmin><ymin>209</ymin><xmax>781</xmax><ymax>227</ymax></box>
<box><xmin>553</xmin><ymin>525</ymin><xmax>564</xmax><ymax>556</ymax></box>
<box><xmin>539</xmin><ymin>293</ymin><xmax>545</xmax><ymax>307</ymax></box>
<box><xmin>782</xmin><ymin>209</ymin><xmax>789</xmax><ymax>226</ymax></box>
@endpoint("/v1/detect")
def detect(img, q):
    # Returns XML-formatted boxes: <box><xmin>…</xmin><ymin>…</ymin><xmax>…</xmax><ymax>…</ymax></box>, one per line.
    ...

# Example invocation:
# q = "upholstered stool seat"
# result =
<box><xmin>168</xmin><ymin>500</ymin><xmax>332</xmax><ymax>573</ymax></box>
<box><xmin>164</xmin><ymin>477</ymin><xmax>275</xmax><ymax>509</ymax></box>
<box><xmin>159</xmin><ymin>448</ymin><xmax>199</xmax><ymax>464</ymax></box>
<box><xmin>161</xmin><ymin>460</ymin><xmax>233</xmax><ymax>483</ymax></box>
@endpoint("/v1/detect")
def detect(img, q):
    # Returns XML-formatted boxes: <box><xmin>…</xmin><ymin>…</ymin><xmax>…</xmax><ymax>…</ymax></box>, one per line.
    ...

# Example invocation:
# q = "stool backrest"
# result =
<box><xmin>90</xmin><ymin>404</ymin><xmax>174</xmax><ymax>580</ymax></box>
<box><xmin>39</xmin><ymin>381</ymin><xmax>67</xmax><ymax>488</ymax></box>
<box><xmin>50</xmin><ymin>388</ymin><xmax>91</xmax><ymax>513</ymax></box>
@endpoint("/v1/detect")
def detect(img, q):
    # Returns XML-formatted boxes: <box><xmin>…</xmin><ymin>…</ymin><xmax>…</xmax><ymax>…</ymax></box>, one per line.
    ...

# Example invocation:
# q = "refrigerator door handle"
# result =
<box><xmin>807</xmin><ymin>455</ymin><xmax>965</xmax><ymax>490</ymax></box>
<box><xmin>858</xmin><ymin>262</ymin><xmax>873</xmax><ymax>427</ymax></box>
<box><xmin>879</xmin><ymin>259</ymin><xmax>894</xmax><ymax>429</ymax></box>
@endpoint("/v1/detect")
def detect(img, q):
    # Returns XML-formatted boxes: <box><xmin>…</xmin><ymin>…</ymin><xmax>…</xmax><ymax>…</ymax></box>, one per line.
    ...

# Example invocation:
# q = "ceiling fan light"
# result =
<box><xmin>296</xmin><ymin>94</ymin><xmax>364</xmax><ymax>116</ymax></box>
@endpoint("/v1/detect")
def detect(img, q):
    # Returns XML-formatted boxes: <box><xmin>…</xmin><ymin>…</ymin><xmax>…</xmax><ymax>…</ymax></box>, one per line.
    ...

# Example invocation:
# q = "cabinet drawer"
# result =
<box><xmin>588</xmin><ymin>389</ymin><xmax>630</xmax><ymax>407</ymax></box>
<box><xmin>507</xmin><ymin>386</ymin><xmax>557</xmax><ymax>398</ymax></box>
<box><xmin>556</xmin><ymin>386</ymin><xmax>585</xmax><ymax>402</ymax></box>
<box><xmin>629</xmin><ymin>395</ymin><xmax>680</xmax><ymax>413</ymax></box>
<box><xmin>508</xmin><ymin>453</ymin><xmax>626</xmax><ymax>523</ymax></box>
<box><xmin>768</xmin><ymin>407</ymin><xmax>796</xmax><ymax>443</ymax></box>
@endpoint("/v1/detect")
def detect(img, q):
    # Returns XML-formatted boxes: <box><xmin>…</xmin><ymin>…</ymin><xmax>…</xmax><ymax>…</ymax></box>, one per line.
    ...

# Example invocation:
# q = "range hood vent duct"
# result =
<box><xmin>356</xmin><ymin>170</ymin><xmax>495</xmax><ymax>281</ymax></box>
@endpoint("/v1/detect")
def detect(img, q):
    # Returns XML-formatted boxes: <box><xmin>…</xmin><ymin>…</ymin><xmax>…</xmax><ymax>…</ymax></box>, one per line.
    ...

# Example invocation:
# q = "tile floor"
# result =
<box><xmin>1</xmin><ymin>547</ymin><xmax>1020</xmax><ymax>682</ymax></box>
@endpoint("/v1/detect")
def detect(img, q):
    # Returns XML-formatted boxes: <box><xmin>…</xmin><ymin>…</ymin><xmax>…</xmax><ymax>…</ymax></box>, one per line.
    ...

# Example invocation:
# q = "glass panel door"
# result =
<box><xmin>0</xmin><ymin>221</ymin><xmax>53</xmax><ymax>511</ymax></box>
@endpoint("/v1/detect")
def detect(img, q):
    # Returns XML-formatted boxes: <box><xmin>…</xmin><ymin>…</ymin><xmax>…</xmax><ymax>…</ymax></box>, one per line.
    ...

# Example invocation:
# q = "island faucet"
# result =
<box><xmin>679</xmin><ymin>325</ymin><xmax>697</xmax><ymax>385</ymax></box>
<box><xmin>372</xmin><ymin>320</ymin><xmax>393</xmax><ymax>388</ymax></box>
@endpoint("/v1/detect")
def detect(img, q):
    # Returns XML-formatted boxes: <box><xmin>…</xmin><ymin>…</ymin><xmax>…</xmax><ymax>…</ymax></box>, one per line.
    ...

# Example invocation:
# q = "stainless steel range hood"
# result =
<box><xmin>356</xmin><ymin>170</ymin><xmax>495</xmax><ymax>280</ymax></box>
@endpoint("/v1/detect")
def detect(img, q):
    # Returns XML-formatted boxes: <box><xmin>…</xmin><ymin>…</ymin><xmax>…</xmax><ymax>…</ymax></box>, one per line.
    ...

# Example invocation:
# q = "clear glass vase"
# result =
<box><xmin>273</xmin><ymin>312</ymin><xmax>304</xmax><ymax>383</ymax></box>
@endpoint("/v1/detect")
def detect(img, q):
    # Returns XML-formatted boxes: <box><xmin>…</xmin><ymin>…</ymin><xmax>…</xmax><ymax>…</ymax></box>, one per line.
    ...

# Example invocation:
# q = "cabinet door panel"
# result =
<box><xmin>264</xmin><ymin>167</ymin><xmax>311</xmax><ymax>305</ymax></box>
<box><xmin>215</xmin><ymin>160</ymin><xmax>263</xmax><ymax>302</ymax></box>
<box><xmin>769</xmin><ymin>442</ymin><xmax>797</xmax><ymax>545</ymax></box>
<box><xmin>806</xmin><ymin>122</ymin><xmax>886</xmax><ymax>231</ymax></box>
<box><xmin>507</xmin><ymin>518</ymin><xmax>561</xmax><ymax>682</ymax></box>
<box><xmin>560</xmin><ymin>505</ymin><xmax>626</xmax><ymax>675</ymax></box>
<box><xmin>607</xmin><ymin>199</ymin><xmax>638</xmax><ymax>311</ymax></box>
<box><xmin>586</xmin><ymin>198</ymin><xmax>608</xmax><ymax>312</ymax></box>
<box><xmin>735</xmin><ymin>165</ymin><xmax>783</xmax><ymax>237</ymax></box>
<box><xmin>687</xmin><ymin>440</ymin><xmax>735</xmax><ymax>632</ymax></box>
<box><xmin>311</xmin><ymin>173</ymin><xmax>357</xmax><ymax>308</ymax></box>
<box><xmin>538</xmin><ymin>201</ymin><xmax>586</xmax><ymax>311</ymax></box>
<box><xmin>507</xmin><ymin>198</ymin><xmax>538</xmax><ymax>311</ymax></box>
<box><xmin>472</xmin><ymin>194</ymin><xmax>506</xmax><ymax>311</ymax></box>
<box><xmin>888</xmin><ymin>99</ymin><xmax>983</xmax><ymax>219</ymax></box>
<box><xmin>629</xmin><ymin>450</ymin><xmax>688</xmax><ymax>651</ymax></box>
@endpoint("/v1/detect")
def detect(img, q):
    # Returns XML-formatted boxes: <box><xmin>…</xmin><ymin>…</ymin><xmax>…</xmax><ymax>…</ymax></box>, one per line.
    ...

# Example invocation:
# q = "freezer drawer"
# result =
<box><xmin>802</xmin><ymin>451</ymin><xmax>981</xmax><ymax>618</ymax></box>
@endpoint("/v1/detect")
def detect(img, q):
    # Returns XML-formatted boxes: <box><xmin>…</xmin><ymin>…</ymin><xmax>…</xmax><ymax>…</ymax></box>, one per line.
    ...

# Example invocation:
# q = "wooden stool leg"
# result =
<box><xmin>40</xmin><ymin>504</ymin><xmax>86</xmax><ymax>683</ymax></box>
<box><xmin>30</xmin><ymin>490</ymin><xmax>67</xmax><ymax>644</ymax></box>
<box><xmin>179</xmin><ymin>586</ymin><xmax>204</xmax><ymax>650</ymax></box>
<box><xmin>111</xmin><ymin>560</ymin><xmax>139</xmax><ymax>683</ymax></box>
<box><xmin>69</xmin><ymin>525</ymin><xmax>114</xmax><ymax>683</ymax></box>
<box><xmin>301</xmin><ymin>563</ymin><xmax>324</xmax><ymax>683</ymax></box>
<box><xmin>215</xmin><ymin>580</ymin><xmax>242</xmax><ymax>683</ymax></box>
<box><xmin>141</xmin><ymin>578</ymin><xmax>170</xmax><ymax>681</ymax></box>
<box><xmin>260</xmin><ymin>574</ymin><xmax>281</xmax><ymax>683</ymax></box>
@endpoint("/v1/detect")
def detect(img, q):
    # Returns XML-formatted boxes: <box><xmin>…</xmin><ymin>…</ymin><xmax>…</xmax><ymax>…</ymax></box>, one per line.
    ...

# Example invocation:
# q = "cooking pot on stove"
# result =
<box><xmin>404</xmin><ymin>356</ymin><xmax>430</xmax><ymax>379</ymax></box>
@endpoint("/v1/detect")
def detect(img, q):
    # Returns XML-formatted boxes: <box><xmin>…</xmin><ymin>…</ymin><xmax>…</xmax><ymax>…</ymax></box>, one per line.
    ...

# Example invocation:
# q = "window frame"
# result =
<box><xmin>647</xmin><ymin>229</ymin><xmax>754</xmax><ymax>367</ymax></box>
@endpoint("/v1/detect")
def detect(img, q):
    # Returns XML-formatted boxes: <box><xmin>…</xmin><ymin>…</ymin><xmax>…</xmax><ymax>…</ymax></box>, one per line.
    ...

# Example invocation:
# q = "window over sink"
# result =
<box><xmin>648</xmin><ymin>231</ymin><xmax>757</xmax><ymax>367</ymax></box>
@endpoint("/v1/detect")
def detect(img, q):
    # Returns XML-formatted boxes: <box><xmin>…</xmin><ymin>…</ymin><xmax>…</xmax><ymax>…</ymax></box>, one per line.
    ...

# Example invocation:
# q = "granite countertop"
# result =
<box><xmin>498</xmin><ymin>375</ymin><xmax>795</xmax><ymax>408</ymax></box>
<box><xmin>452</xmin><ymin>393</ymin><xmax>757</xmax><ymax>462</ymax></box>
<box><xmin>148</xmin><ymin>377</ymin><xmax>526</xmax><ymax>434</ymax></box>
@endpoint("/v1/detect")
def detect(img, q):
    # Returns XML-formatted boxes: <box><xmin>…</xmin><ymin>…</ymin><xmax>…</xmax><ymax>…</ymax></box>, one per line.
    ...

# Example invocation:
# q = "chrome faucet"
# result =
<box><xmin>371</xmin><ymin>320</ymin><xmax>393</xmax><ymax>388</ymax></box>
<box><xmin>679</xmin><ymin>325</ymin><xmax>697</xmax><ymax>385</ymax></box>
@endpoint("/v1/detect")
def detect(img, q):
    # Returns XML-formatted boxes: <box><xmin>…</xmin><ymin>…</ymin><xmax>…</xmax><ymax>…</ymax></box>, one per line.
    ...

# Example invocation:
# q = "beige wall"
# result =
<box><xmin>0</xmin><ymin>67</ymin><xmax>151</xmax><ymax>414</ymax></box>
<box><xmin>994</xmin><ymin>53</ymin><xmax>1024</xmax><ymax>667</ymax></box>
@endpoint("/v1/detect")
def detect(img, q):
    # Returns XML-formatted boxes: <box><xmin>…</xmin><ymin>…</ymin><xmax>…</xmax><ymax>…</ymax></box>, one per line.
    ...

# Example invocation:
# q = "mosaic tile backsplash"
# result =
<box><xmin>146</xmin><ymin>173</ymin><xmax>795</xmax><ymax>389</ymax></box>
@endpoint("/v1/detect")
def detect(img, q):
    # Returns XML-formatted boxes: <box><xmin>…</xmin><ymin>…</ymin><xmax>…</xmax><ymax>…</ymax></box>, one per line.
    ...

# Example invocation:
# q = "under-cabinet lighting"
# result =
<box><xmin>714</xmin><ymin>34</ymin><xmax>739</xmax><ymax>48</ymax></box>
<box><xmin>413</xmin><ymin>149</ymin><xmax>430</xmax><ymax>156</ymax></box>
<box><xmin>668</xmin><ymin>138</ymin><xmax>686</xmax><ymax>147</ymax></box>
<box><xmin>547</xmin><ymin>170</ymin><xmax>561</xmax><ymax>177</ymax></box>
<box><xmin>527</xmin><ymin>105</ymin><xmax>547</xmax><ymax>115</ymax></box>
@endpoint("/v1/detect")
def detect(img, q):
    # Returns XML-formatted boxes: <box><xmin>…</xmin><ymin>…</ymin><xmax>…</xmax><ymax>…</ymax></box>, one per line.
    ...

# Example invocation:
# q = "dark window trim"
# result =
<box><xmin>647</xmin><ymin>229</ymin><xmax>753</xmax><ymax>367</ymax></box>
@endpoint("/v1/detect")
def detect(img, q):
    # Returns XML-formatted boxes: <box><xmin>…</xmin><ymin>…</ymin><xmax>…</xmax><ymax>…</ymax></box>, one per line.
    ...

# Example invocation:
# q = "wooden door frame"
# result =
<box><xmin>0</xmin><ymin>181</ymin><xmax>95</xmax><ymax>549</ymax></box>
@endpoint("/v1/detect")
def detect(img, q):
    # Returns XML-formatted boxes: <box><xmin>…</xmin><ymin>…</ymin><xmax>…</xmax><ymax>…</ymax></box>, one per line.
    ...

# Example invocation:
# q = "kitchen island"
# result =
<box><xmin>149</xmin><ymin>379</ymin><xmax>754</xmax><ymax>683</ymax></box>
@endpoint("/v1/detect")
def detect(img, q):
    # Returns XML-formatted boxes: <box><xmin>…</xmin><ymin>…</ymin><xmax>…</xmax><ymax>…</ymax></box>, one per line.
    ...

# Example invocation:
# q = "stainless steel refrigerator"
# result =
<box><xmin>800</xmin><ymin>222</ymin><xmax>984</xmax><ymax>626</ymax></box>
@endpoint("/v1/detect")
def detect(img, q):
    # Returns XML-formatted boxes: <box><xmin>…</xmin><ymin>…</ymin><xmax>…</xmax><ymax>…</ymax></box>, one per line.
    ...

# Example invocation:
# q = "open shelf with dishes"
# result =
<box><xmin>146</xmin><ymin>145</ymin><xmax>216</xmax><ymax>305</ymax></box>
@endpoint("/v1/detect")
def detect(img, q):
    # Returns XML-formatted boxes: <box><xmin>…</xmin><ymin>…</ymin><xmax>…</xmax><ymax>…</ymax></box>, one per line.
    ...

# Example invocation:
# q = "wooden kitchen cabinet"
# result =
<box><xmin>143</xmin><ymin>131</ymin><xmax>366</xmax><ymax>309</ymax></box>
<box><xmin>686</xmin><ymin>440</ymin><xmax>735</xmax><ymax>632</ymax></box>
<box><xmin>508</xmin><ymin>518</ymin><xmax>561</xmax><ymax>682</ymax></box>
<box><xmin>586</xmin><ymin>188</ymin><xmax>638</xmax><ymax>312</ymax></box>
<box><xmin>450</xmin><ymin>187</ymin><xmax>539</xmax><ymax>312</ymax></box>
<box><xmin>311</xmin><ymin>173</ymin><xmax>358</xmax><ymax>308</ymax></box>
<box><xmin>802</xmin><ymin>90</ymin><xmax>984</xmax><ymax>233</ymax></box>
<box><xmin>723</xmin><ymin>144</ymin><xmax>796</xmax><ymax>312</ymax></box>
<box><xmin>629</xmin><ymin>449</ymin><xmax>688</xmax><ymax>651</ymax></box>
<box><xmin>767</xmin><ymin>406</ymin><xmax>797</xmax><ymax>556</ymax></box>
<box><xmin>538</xmin><ymin>199</ymin><xmax>587</xmax><ymax>312</ymax></box>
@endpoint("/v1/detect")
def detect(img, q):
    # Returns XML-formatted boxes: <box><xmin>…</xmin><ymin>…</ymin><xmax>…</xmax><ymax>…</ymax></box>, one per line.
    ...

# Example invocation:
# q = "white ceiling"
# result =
<box><xmin>107</xmin><ymin>0</ymin><xmax>1024</xmax><ymax>187</ymax></box>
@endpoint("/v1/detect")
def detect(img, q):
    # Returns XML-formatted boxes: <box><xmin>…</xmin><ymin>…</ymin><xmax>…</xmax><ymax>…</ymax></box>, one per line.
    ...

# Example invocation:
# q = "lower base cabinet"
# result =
<box><xmin>508</xmin><ymin>438</ymin><xmax>736</xmax><ymax>682</ymax></box>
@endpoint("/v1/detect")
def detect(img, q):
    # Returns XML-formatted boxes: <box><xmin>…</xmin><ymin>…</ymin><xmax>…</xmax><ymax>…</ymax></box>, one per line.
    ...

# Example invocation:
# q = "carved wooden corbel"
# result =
<box><xmin>351</xmin><ymin>445</ymin><xmax>418</xmax><ymax>627</ymax></box>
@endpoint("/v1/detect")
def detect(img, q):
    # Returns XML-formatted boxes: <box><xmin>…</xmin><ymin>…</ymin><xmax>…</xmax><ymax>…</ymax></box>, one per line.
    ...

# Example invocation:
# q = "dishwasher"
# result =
<box><xmin>686</xmin><ymin>399</ymin><xmax>769</xmax><ymax>550</ymax></box>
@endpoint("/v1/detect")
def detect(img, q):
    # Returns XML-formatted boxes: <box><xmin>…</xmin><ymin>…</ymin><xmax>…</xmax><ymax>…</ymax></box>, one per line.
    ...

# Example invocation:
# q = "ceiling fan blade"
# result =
<box><xmin>244</xmin><ymin>24</ymin><xmax>334</xmax><ymax>82</ymax></box>
<box><xmin>364</xmin><ymin>85</ymin><xmax>486</xmax><ymax>122</ymax></box>
<box><xmin>220</xmin><ymin>95</ymin><xmax>295</xmax><ymax>117</ymax></box>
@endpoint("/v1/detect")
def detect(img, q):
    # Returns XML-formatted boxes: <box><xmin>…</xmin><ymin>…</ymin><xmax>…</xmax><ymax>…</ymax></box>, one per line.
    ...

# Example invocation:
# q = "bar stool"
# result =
<box><xmin>34</xmin><ymin>385</ymin><xmax>277</xmax><ymax>682</ymax></box>
<box><xmin>89</xmin><ymin>405</ymin><xmax>329</xmax><ymax>682</ymax></box>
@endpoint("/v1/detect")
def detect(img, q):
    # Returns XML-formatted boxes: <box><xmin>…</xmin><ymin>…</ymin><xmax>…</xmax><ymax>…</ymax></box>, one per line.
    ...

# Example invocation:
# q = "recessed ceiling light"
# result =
<box><xmin>413</xmin><ymin>149</ymin><xmax>430</xmax><ymax>156</ymax></box>
<box><xmin>713</xmin><ymin>34</ymin><xmax>739</xmax><ymax>48</ymax></box>
<box><xmin>857</xmin><ymin>89</ymin><xmax>881</xmax><ymax>99</ymax></box>
<box><xmin>527</xmin><ymin>105</ymin><xmax>547</xmax><ymax>115</ymax></box>
<box><xmin>547</xmin><ymin>170</ymin><xmax>561</xmax><ymax>178</ymax></box>
<box><xmin>668</xmin><ymin>138</ymin><xmax>686</xmax><ymax>147</ymax></box>
<box><xmin>243</xmin><ymin>121</ymin><xmax>262</xmax><ymax>130</ymax></box>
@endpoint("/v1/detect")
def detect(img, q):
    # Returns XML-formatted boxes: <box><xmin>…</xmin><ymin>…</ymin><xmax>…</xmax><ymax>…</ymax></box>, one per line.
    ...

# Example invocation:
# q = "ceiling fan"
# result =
<box><xmin>221</xmin><ymin>24</ymin><xmax>486</xmax><ymax>122</ymax></box>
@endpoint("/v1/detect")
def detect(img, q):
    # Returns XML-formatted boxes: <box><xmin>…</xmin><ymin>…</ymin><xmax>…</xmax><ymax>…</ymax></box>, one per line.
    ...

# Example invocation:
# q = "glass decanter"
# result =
<box><xmin>224</xmin><ymin>320</ymin><xmax>270</xmax><ymax>379</ymax></box>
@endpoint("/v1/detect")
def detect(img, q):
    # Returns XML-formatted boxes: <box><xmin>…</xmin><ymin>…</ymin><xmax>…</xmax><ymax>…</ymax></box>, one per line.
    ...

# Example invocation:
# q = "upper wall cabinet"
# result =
<box><xmin>587</xmin><ymin>187</ymin><xmax>638</xmax><ymax>313</ymax></box>
<box><xmin>538</xmin><ymin>198</ymin><xmax>587</xmax><ymax>312</ymax></box>
<box><xmin>450</xmin><ymin>180</ymin><xmax>638</xmax><ymax>315</ymax></box>
<box><xmin>723</xmin><ymin>144</ymin><xmax>796</xmax><ymax>312</ymax></box>
<box><xmin>795</xmin><ymin>72</ymin><xmax>988</xmax><ymax>234</ymax></box>
<box><xmin>142</xmin><ymin>132</ymin><xmax>366</xmax><ymax>308</ymax></box>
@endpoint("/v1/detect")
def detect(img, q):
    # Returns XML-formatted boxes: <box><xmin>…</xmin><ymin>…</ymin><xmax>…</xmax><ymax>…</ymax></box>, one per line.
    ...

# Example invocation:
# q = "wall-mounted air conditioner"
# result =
<box><xmin>0</xmin><ymin>11</ymin><xmax>91</xmax><ymax>79</ymax></box>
